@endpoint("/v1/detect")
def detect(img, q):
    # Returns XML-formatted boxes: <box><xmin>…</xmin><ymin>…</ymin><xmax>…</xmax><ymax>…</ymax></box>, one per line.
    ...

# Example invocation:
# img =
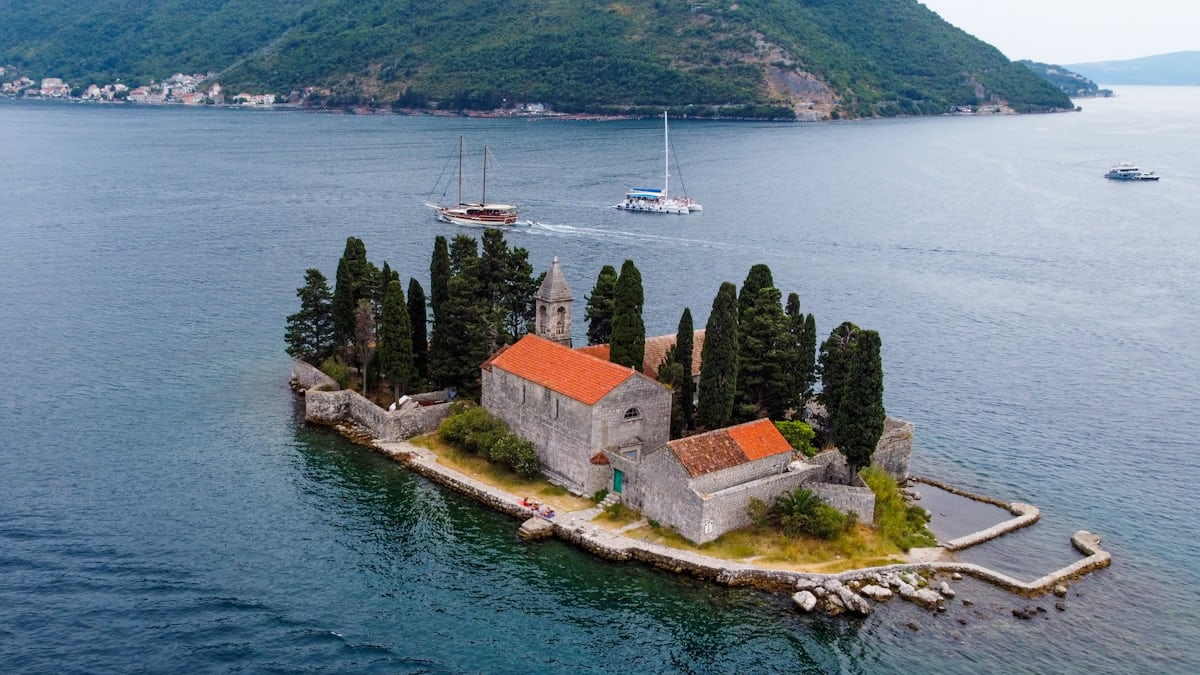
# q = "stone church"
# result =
<box><xmin>481</xmin><ymin>257</ymin><xmax>910</xmax><ymax>544</ymax></box>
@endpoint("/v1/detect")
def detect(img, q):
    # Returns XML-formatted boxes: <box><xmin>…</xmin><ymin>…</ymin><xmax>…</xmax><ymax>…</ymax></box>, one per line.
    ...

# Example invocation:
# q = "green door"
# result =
<box><xmin>613</xmin><ymin>469</ymin><xmax>624</xmax><ymax>494</ymax></box>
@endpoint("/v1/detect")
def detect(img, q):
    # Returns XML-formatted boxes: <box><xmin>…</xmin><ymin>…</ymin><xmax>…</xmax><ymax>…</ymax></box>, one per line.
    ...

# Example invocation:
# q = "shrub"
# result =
<box><xmin>762</xmin><ymin>487</ymin><xmax>853</xmax><ymax>540</ymax></box>
<box><xmin>437</xmin><ymin>404</ymin><xmax>539</xmax><ymax>477</ymax></box>
<box><xmin>594</xmin><ymin>489</ymin><xmax>609</xmax><ymax>503</ymax></box>
<box><xmin>746</xmin><ymin>497</ymin><xmax>772</xmax><ymax>528</ymax></box>
<box><xmin>319</xmin><ymin>356</ymin><xmax>350</xmax><ymax>388</ymax></box>
<box><xmin>774</xmin><ymin>420</ymin><xmax>817</xmax><ymax>457</ymax></box>
<box><xmin>861</xmin><ymin>467</ymin><xmax>937</xmax><ymax>551</ymax></box>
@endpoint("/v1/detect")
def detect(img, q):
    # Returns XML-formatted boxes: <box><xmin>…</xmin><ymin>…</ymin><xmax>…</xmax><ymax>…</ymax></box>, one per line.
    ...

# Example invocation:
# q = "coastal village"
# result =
<box><xmin>288</xmin><ymin>246</ymin><xmax>1111</xmax><ymax>618</ymax></box>
<box><xmin>0</xmin><ymin>69</ymin><xmax>280</xmax><ymax>106</ymax></box>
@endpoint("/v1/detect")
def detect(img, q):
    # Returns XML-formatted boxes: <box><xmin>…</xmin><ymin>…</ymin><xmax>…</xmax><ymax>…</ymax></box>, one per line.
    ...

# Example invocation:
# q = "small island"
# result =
<box><xmin>286</xmin><ymin>230</ymin><xmax>1109</xmax><ymax>617</ymax></box>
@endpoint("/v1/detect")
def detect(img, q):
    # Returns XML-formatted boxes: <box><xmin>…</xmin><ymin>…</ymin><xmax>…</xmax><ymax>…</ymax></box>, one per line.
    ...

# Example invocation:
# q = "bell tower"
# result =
<box><xmin>535</xmin><ymin>257</ymin><xmax>573</xmax><ymax>346</ymax></box>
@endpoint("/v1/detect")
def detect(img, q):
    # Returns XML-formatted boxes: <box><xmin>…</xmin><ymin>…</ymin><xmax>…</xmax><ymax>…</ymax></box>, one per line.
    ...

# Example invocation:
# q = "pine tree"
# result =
<box><xmin>407</xmin><ymin>278</ymin><xmax>429</xmax><ymax>382</ymax></box>
<box><xmin>501</xmin><ymin>246</ymin><xmax>539</xmax><ymax>342</ymax></box>
<box><xmin>834</xmin><ymin>330</ymin><xmax>885</xmax><ymax>476</ymax></box>
<box><xmin>584</xmin><ymin>265</ymin><xmax>619</xmax><ymax>345</ymax></box>
<box><xmin>449</xmin><ymin>233</ymin><xmax>479</xmax><ymax>278</ymax></box>
<box><xmin>783</xmin><ymin>293</ymin><xmax>807</xmax><ymax>415</ymax></box>
<box><xmin>675</xmin><ymin>307</ymin><xmax>695</xmax><ymax>429</ymax></box>
<box><xmin>378</xmin><ymin>279</ymin><xmax>416</xmax><ymax>402</ymax></box>
<box><xmin>736</xmin><ymin>286</ymin><xmax>789</xmax><ymax>421</ymax></box>
<box><xmin>698</xmin><ymin>282</ymin><xmax>738</xmax><ymax>429</ymax></box>
<box><xmin>609</xmin><ymin>260</ymin><xmax>645</xmax><ymax>370</ymax></box>
<box><xmin>819</xmin><ymin>321</ymin><xmax>861</xmax><ymax>436</ymax></box>
<box><xmin>284</xmin><ymin>268</ymin><xmax>335</xmax><ymax>364</ymax></box>
<box><xmin>738</xmin><ymin>264</ymin><xmax>774</xmax><ymax>320</ymax></box>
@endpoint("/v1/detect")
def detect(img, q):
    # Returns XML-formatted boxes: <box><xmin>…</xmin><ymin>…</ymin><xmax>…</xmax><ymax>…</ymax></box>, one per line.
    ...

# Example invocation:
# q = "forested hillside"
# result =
<box><xmin>1020</xmin><ymin>61</ymin><xmax>1111</xmax><ymax>98</ymax></box>
<box><xmin>0</xmin><ymin>0</ymin><xmax>1072</xmax><ymax>119</ymax></box>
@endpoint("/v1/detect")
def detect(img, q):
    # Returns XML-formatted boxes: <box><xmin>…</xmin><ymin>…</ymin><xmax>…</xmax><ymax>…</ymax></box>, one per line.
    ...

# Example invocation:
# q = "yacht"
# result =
<box><xmin>1105</xmin><ymin>162</ymin><xmax>1160</xmax><ymax>181</ymax></box>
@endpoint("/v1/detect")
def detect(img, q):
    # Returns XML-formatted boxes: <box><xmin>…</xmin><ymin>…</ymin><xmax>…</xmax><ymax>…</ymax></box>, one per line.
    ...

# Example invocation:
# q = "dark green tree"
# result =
<box><xmin>675</xmin><ymin>307</ymin><xmax>696</xmax><ymax>429</ymax></box>
<box><xmin>378</xmin><ymin>279</ymin><xmax>416</xmax><ymax>402</ymax></box>
<box><xmin>449</xmin><ymin>233</ymin><xmax>479</xmax><ymax>278</ymax></box>
<box><xmin>801</xmin><ymin>313</ymin><xmax>818</xmax><ymax>403</ymax></box>
<box><xmin>738</xmin><ymin>263</ymin><xmax>774</xmax><ymax>320</ymax></box>
<box><xmin>609</xmin><ymin>260</ymin><xmax>645</xmax><ymax>370</ymax></box>
<box><xmin>698</xmin><ymin>281</ymin><xmax>739</xmax><ymax>429</ymax></box>
<box><xmin>332</xmin><ymin>236</ymin><xmax>370</xmax><ymax>347</ymax></box>
<box><xmin>500</xmin><ymin>246</ymin><xmax>539</xmax><ymax>342</ymax></box>
<box><xmin>478</xmin><ymin>228</ymin><xmax>509</xmax><ymax>310</ymax></box>
<box><xmin>657</xmin><ymin>346</ymin><xmax>687</xmax><ymax>439</ymax></box>
<box><xmin>430</xmin><ymin>274</ymin><xmax>488</xmax><ymax>397</ymax></box>
<box><xmin>284</xmin><ymin>268</ymin><xmax>335</xmax><ymax>364</ymax></box>
<box><xmin>833</xmin><ymin>329</ymin><xmax>885</xmax><ymax>476</ymax></box>
<box><xmin>407</xmin><ymin>278</ymin><xmax>429</xmax><ymax>382</ymax></box>
<box><xmin>819</xmin><ymin>321</ymin><xmax>862</xmax><ymax>438</ymax></box>
<box><xmin>584</xmin><ymin>265</ymin><xmax>619</xmax><ymax>345</ymax></box>
<box><xmin>430</xmin><ymin>235</ymin><xmax>450</xmax><ymax>325</ymax></box>
<box><xmin>735</xmin><ymin>286</ymin><xmax>790</xmax><ymax>421</ymax></box>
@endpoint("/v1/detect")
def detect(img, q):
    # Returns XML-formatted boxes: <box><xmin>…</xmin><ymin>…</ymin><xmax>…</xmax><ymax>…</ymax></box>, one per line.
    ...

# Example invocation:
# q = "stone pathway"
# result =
<box><xmin>371</xmin><ymin>439</ymin><xmax>1109</xmax><ymax>598</ymax></box>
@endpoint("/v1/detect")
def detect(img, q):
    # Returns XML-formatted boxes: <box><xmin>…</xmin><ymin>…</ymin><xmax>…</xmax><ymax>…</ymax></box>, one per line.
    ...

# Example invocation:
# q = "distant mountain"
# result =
<box><xmin>1066</xmin><ymin>51</ymin><xmax>1200</xmax><ymax>86</ymax></box>
<box><xmin>0</xmin><ymin>0</ymin><xmax>1072</xmax><ymax>119</ymax></box>
<box><xmin>1019</xmin><ymin>61</ymin><xmax>1111</xmax><ymax>98</ymax></box>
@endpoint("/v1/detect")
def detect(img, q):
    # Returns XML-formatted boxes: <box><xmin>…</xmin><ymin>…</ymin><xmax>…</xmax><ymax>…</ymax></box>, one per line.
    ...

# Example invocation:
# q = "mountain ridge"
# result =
<box><xmin>1066</xmin><ymin>51</ymin><xmax>1200</xmax><ymax>86</ymax></box>
<box><xmin>0</xmin><ymin>0</ymin><xmax>1072</xmax><ymax>119</ymax></box>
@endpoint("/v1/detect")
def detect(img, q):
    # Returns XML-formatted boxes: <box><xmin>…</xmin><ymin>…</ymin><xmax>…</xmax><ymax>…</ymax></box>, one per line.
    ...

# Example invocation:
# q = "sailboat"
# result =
<box><xmin>426</xmin><ymin>136</ymin><xmax>519</xmax><ymax>226</ymax></box>
<box><xmin>614</xmin><ymin>111</ymin><xmax>702</xmax><ymax>214</ymax></box>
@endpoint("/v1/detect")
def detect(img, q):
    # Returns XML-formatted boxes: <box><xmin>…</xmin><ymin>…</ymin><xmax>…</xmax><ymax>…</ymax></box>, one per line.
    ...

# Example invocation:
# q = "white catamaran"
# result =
<box><xmin>615</xmin><ymin>111</ymin><xmax>702</xmax><ymax>214</ymax></box>
<box><xmin>426</xmin><ymin>136</ymin><xmax>519</xmax><ymax>226</ymax></box>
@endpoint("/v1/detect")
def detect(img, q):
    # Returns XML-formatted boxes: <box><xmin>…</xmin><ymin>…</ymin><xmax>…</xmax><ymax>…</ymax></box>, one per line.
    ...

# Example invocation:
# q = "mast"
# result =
<box><xmin>663</xmin><ymin>110</ymin><xmax>670</xmax><ymax>198</ymax></box>
<box><xmin>482</xmin><ymin>145</ymin><xmax>489</xmax><ymax>206</ymax></box>
<box><xmin>456</xmin><ymin>135</ymin><xmax>463</xmax><ymax>205</ymax></box>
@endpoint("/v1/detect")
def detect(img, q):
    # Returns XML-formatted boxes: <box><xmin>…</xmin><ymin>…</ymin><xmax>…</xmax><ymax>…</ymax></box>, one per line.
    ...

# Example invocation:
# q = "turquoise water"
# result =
<box><xmin>2</xmin><ymin>89</ymin><xmax>1198</xmax><ymax>672</ymax></box>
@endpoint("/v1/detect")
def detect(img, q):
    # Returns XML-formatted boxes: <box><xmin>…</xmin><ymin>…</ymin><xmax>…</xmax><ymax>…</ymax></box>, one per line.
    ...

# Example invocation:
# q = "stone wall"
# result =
<box><xmin>809</xmin><ymin>476</ymin><xmax>876</xmax><ymax>526</ymax></box>
<box><xmin>693</xmin><ymin>465</ymin><xmax>827</xmax><ymax>544</ymax></box>
<box><xmin>290</xmin><ymin>358</ymin><xmax>338</xmax><ymax>390</ymax></box>
<box><xmin>302</xmin><ymin>387</ymin><xmax>451</xmax><ymax>442</ymax></box>
<box><xmin>873</xmin><ymin>417</ymin><xmax>914</xmax><ymax>481</ymax></box>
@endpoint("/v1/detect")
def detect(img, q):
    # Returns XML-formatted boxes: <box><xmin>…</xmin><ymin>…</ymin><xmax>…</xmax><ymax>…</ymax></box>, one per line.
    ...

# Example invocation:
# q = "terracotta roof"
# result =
<box><xmin>589</xmin><ymin>451</ymin><xmax>610</xmax><ymax>465</ymax></box>
<box><xmin>485</xmin><ymin>334</ymin><xmax>636</xmax><ymax>405</ymax></box>
<box><xmin>666</xmin><ymin>418</ymin><xmax>792</xmax><ymax>478</ymax></box>
<box><xmin>574</xmin><ymin>330</ymin><xmax>705</xmax><ymax>379</ymax></box>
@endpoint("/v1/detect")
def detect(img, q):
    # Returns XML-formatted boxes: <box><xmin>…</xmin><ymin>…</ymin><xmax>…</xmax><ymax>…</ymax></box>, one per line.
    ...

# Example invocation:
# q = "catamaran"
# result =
<box><xmin>615</xmin><ymin>111</ymin><xmax>702</xmax><ymax>214</ymax></box>
<box><xmin>426</xmin><ymin>136</ymin><xmax>519</xmax><ymax>226</ymax></box>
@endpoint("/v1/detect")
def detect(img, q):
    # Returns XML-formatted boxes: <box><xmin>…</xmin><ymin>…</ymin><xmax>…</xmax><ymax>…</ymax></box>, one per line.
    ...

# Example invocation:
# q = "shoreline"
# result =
<box><xmin>359</xmin><ymin>433</ymin><xmax>1109</xmax><ymax>602</ymax></box>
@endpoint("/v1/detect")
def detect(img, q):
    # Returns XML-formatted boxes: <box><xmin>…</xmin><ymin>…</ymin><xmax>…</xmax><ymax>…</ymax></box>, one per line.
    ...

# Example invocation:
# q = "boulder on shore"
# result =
<box><xmin>793</xmin><ymin>590</ymin><xmax>818</xmax><ymax>613</ymax></box>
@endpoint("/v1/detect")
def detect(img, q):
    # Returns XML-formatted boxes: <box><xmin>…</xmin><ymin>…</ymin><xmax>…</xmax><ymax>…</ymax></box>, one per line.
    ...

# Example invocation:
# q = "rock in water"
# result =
<box><xmin>939</xmin><ymin>582</ymin><xmax>956</xmax><ymax>598</ymax></box>
<box><xmin>517</xmin><ymin>517</ymin><xmax>554</xmax><ymax>541</ymax></box>
<box><xmin>1054</xmin><ymin>584</ymin><xmax>1068</xmax><ymax>597</ymax></box>
<box><xmin>860</xmin><ymin>584</ymin><xmax>894</xmax><ymax>601</ymax></box>
<box><xmin>793</xmin><ymin>590</ymin><xmax>817</xmax><ymax>613</ymax></box>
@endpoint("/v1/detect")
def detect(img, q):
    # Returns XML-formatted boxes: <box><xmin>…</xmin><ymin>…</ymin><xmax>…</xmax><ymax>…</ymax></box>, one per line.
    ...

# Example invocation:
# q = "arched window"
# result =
<box><xmin>555</xmin><ymin>306</ymin><xmax>567</xmax><ymax>335</ymax></box>
<box><xmin>623</xmin><ymin>407</ymin><xmax>641</xmax><ymax>420</ymax></box>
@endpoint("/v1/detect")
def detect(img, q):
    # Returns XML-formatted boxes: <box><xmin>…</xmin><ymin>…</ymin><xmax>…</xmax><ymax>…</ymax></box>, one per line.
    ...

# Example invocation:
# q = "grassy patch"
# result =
<box><xmin>407</xmin><ymin>434</ymin><xmax>592</xmax><ymax>513</ymax></box>
<box><xmin>592</xmin><ymin>502</ymin><xmax>642</xmax><ymax>527</ymax></box>
<box><xmin>621</xmin><ymin>520</ymin><xmax>906</xmax><ymax>573</ymax></box>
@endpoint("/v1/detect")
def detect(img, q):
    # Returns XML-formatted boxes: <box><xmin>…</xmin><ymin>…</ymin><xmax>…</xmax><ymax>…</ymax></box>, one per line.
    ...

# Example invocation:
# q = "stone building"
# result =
<box><xmin>534</xmin><ymin>256</ymin><xmax>573</xmax><ymax>346</ymax></box>
<box><xmin>481</xmin><ymin>334</ymin><xmax>672</xmax><ymax>496</ymax></box>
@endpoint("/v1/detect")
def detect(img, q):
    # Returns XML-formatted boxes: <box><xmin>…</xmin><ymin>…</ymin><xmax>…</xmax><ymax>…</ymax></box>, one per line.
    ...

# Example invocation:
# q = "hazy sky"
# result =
<box><xmin>919</xmin><ymin>0</ymin><xmax>1199</xmax><ymax>64</ymax></box>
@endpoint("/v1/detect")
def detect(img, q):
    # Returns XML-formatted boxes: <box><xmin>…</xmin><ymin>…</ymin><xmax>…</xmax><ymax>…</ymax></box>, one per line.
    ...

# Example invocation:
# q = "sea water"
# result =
<box><xmin>1</xmin><ymin>88</ymin><xmax>1198</xmax><ymax>673</ymax></box>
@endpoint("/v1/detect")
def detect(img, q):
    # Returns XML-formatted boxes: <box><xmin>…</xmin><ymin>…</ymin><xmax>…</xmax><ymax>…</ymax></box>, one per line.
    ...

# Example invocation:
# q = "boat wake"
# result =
<box><xmin>520</xmin><ymin>220</ymin><xmax>730</xmax><ymax>250</ymax></box>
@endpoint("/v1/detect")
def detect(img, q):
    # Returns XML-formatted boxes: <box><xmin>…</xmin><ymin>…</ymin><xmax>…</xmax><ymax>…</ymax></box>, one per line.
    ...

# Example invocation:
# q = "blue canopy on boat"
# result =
<box><xmin>626</xmin><ymin>188</ymin><xmax>663</xmax><ymax>198</ymax></box>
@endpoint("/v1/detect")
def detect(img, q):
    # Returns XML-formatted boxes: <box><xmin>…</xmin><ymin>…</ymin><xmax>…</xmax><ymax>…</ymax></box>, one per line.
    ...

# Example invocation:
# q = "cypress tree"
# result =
<box><xmin>736</xmin><ymin>286</ymin><xmax>789</xmax><ymax>421</ymax></box>
<box><xmin>584</xmin><ymin>265</ymin><xmax>619</xmax><ymax>345</ymax></box>
<box><xmin>801</xmin><ymin>313</ymin><xmax>818</xmax><ymax>402</ymax></box>
<box><xmin>332</xmin><ymin>236</ymin><xmax>369</xmax><ymax>347</ymax></box>
<box><xmin>353</xmin><ymin>298</ymin><xmax>376</xmax><ymax>396</ymax></box>
<box><xmin>430</xmin><ymin>235</ymin><xmax>450</xmax><ymax>325</ymax></box>
<box><xmin>609</xmin><ymin>260</ymin><xmax>645</xmax><ymax>370</ymax></box>
<box><xmin>377</xmin><ymin>279</ymin><xmax>416</xmax><ymax>402</ymax></box>
<box><xmin>284</xmin><ymin>268</ymin><xmax>335</xmax><ymax>364</ymax></box>
<box><xmin>449</xmin><ymin>233</ymin><xmax>479</xmax><ymax>278</ymax></box>
<box><xmin>407</xmin><ymin>278</ymin><xmax>429</xmax><ymax>381</ymax></box>
<box><xmin>834</xmin><ymin>329</ymin><xmax>885</xmax><ymax>476</ymax></box>
<box><xmin>675</xmin><ymin>307</ymin><xmax>695</xmax><ymax>429</ymax></box>
<box><xmin>819</xmin><ymin>321</ymin><xmax>861</xmax><ymax>435</ymax></box>
<box><xmin>698</xmin><ymin>282</ymin><xmax>738</xmax><ymax>429</ymax></box>
<box><xmin>657</xmin><ymin>347</ymin><xmax>686</xmax><ymax>439</ymax></box>
<box><xmin>430</xmin><ymin>274</ymin><xmax>488</xmax><ymax>397</ymax></box>
<box><xmin>783</xmin><ymin>293</ymin><xmax>807</xmax><ymax>414</ymax></box>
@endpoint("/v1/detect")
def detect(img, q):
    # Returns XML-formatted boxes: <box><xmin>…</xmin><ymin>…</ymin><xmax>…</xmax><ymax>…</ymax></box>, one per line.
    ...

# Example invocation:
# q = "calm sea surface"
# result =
<box><xmin>2</xmin><ymin>88</ymin><xmax>1199</xmax><ymax>673</ymax></box>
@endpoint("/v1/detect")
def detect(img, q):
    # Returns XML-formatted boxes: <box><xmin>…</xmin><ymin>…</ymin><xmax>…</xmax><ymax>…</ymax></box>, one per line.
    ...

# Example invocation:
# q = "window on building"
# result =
<box><xmin>623</xmin><ymin>407</ymin><xmax>641</xmax><ymax>420</ymax></box>
<box><xmin>555</xmin><ymin>399</ymin><xmax>559</xmax><ymax>419</ymax></box>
